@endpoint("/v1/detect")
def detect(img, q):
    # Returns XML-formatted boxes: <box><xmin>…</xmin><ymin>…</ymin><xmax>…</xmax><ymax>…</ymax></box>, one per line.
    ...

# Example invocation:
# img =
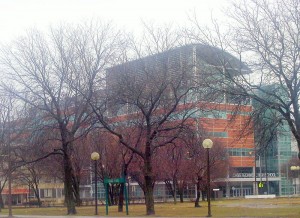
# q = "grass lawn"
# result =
<box><xmin>1</xmin><ymin>197</ymin><xmax>300</xmax><ymax>217</ymax></box>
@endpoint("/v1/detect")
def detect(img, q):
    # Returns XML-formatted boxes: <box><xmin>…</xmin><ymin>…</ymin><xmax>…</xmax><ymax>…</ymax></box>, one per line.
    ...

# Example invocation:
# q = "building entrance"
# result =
<box><xmin>231</xmin><ymin>187</ymin><xmax>252</xmax><ymax>197</ymax></box>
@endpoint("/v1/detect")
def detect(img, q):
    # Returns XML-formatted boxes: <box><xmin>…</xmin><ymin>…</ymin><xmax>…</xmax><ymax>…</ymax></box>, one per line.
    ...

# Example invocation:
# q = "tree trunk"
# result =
<box><xmin>172</xmin><ymin>178</ymin><xmax>177</xmax><ymax>204</ymax></box>
<box><xmin>73</xmin><ymin>174</ymin><xmax>81</xmax><ymax>206</ymax></box>
<box><xmin>36</xmin><ymin>194</ymin><xmax>42</xmax><ymax>207</ymax></box>
<box><xmin>118</xmin><ymin>183</ymin><xmax>124</xmax><ymax>212</ymax></box>
<box><xmin>144</xmin><ymin>151</ymin><xmax>155</xmax><ymax>215</ymax></box>
<box><xmin>144</xmin><ymin>176</ymin><xmax>155</xmax><ymax>215</ymax></box>
<box><xmin>109</xmin><ymin>185</ymin><xmax>114</xmax><ymax>205</ymax></box>
<box><xmin>0</xmin><ymin>181</ymin><xmax>3</xmax><ymax>210</ymax></box>
<box><xmin>0</xmin><ymin>193</ymin><xmax>3</xmax><ymax>211</ymax></box>
<box><xmin>194</xmin><ymin>182</ymin><xmax>201</xmax><ymax>207</ymax></box>
<box><xmin>195</xmin><ymin>176</ymin><xmax>201</xmax><ymax>207</ymax></box>
<box><xmin>118</xmin><ymin>166</ymin><xmax>128</xmax><ymax>212</ymax></box>
<box><xmin>165</xmin><ymin>179</ymin><xmax>174</xmax><ymax>199</ymax></box>
<box><xmin>178</xmin><ymin>188</ymin><xmax>184</xmax><ymax>203</ymax></box>
<box><xmin>32</xmin><ymin>184</ymin><xmax>41</xmax><ymax>207</ymax></box>
<box><xmin>63</xmin><ymin>150</ymin><xmax>76</xmax><ymax>214</ymax></box>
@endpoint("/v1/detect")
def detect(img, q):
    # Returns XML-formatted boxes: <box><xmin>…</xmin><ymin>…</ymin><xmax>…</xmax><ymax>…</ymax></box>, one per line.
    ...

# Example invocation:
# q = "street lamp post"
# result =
<box><xmin>91</xmin><ymin>152</ymin><xmax>100</xmax><ymax>215</ymax></box>
<box><xmin>290</xmin><ymin>166</ymin><xmax>300</xmax><ymax>194</ymax></box>
<box><xmin>202</xmin><ymin>138</ymin><xmax>213</xmax><ymax>217</ymax></box>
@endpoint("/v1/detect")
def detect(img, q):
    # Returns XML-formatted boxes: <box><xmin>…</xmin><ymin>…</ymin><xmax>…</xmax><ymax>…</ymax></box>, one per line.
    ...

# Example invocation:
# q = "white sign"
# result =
<box><xmin>232</xmin><ymin>173</ymin><xmax>277</xmax><ymax>178</ymax></box>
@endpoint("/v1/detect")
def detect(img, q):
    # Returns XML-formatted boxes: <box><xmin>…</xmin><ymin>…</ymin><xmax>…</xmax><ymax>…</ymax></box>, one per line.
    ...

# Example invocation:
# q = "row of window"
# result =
<box><xmin>112</xmin><ymin>99</ymin><xmax>251</xmax><ymax>118</ymax></box>
<box><xmin>228</xmin><ymin>148</ymin><xmax>253</xmax><ymax>156</ymax></box>
<box><xmin>171</xmin><ymin>109</ymin><xmax>228</xmax><ymax>120</ymax></box>
<box><xmin>208</xmin><ymin>131</ymin><xmax>228</xmax><ymax>138</ymax></box>
<box><xmin>29</xmin><ymin>188</ymin><xmax>64</xmax><ymax>198</ymax></box>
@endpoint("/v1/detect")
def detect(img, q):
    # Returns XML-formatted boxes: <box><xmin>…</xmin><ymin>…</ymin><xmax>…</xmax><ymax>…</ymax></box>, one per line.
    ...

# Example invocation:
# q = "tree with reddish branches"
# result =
<box><xmin>182</xmin><ymin>128</ymin><xmax>228</xmax><ymax>207</ymax></box>
<box><xmin>0</xmin><ymin>22</ymin><xmax>121</xmax><ymax>214</ymax></box>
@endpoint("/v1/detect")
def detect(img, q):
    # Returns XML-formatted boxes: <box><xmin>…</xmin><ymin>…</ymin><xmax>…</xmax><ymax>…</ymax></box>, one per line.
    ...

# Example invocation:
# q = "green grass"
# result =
<box><xmin>1</xmin><ymin>197</ymin><xmax>300</xmax><ymax>217</ymax></box>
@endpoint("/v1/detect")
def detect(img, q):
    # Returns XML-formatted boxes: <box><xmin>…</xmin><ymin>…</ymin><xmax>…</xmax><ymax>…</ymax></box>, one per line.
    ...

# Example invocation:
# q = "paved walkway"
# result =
<box><xmin>0</xmin><ymin>216</ymin><xmax>100</xmax><ymax>218</ymax></box>
<box><xmin>0</xmin><ymin>216</ymin><xmax>192</xmax><ymax>218</ymax></box>
<box><xmin>0</xmin><ymin>215</ymin><xmax>258</xmax><ymax>218</ymax></box>
<box><xmin>0</xmin><ymin>216</ymin><xmax>97</xmax><ymax>218</ymax></box>
<box><xmin>0</xmin><ymin>216</ymin><xmax>196</xmax><ymax>218</ymax></box>
<box><xmin>0</xmin><ymin>216</ymin><xmax>150</xmax><ymax>218</ymax></box>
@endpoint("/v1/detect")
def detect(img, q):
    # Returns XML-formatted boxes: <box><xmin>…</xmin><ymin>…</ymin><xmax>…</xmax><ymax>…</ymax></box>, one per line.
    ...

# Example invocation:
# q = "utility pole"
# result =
<box><xmin>8</xmin><ymin>108</ymin><xmax>12</xmax><ymax>218</ymax></box>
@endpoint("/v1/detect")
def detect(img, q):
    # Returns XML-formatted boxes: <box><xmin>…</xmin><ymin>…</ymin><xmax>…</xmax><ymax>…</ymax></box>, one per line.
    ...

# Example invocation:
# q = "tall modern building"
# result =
<box><xmin>252</xmin><ymin>116</ymin><xmax>295</xmax><ymax>196</ymax></box>
<box><xmin>105</xmin><ymin>44</ymin><xmax>296</xmax><ymax>198</ymax></box>
<box><xmin>3</xmin><ymin>44</ymin><xmax>295</xmax><ymax>206</ymax></box>
<box><xmin>106</xmin><ymin>44</ymin><xmax>256</xmax><ymax>198</ymax></box>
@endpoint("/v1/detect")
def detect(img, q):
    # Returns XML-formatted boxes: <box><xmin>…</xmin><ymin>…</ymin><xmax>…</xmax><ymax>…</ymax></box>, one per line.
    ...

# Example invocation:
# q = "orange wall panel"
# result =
<box><xmin>230</xmin><ymin>156</ymin><xmax>255</xmax><ymax>167</ymax></box>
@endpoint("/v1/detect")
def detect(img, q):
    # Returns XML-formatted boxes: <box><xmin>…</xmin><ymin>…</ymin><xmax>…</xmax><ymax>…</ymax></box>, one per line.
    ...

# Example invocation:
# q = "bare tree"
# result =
<box><xmin>0</xmin><ymin>92</ymin><xmax>30</xmax><ymax>215</ymax></box>
<box><xmin>88</xmin><ymin>129</ymin><xmax>134</xmax><ymax>211</ymax></box>
<box><xmin>13</xmin><ymin>128</ymin><xmax>64</xmax><ymax>208</ymax></box>
<box><xmin>15</xmin><ymin>163</ymin><xmax>43</xmax><ymax>207</ymax></box>
<box><xmin>0</xmin><ymin>21</ymin><xmax>120</xmax><ymax>214</ymax></box>
<box><xmin>186</xmin><ymin>0</ymin><xmax>300</xmax><ymax>157</ymax></box>
<box><xmin>158</xmin><ymin>139</ymin><xmax>192</xmax><ymax>204</ymax></box>
<box><xmin>90</xmin><ymin>20</ymin><xmax>238</xmax><ymax>214</ymax></box>
<box><xmin>89</xmin><ymin>24</ymin><xmax>222</xmax><ymax>215</ymax></box>
<box><xmin>91</xmin><ymin>22</ymin><xmax>231</xmax><ymax>215</ymax></box>
<box><xmin>175</xmin><ymin>127</ymin><xmax>228</xmax><ymax>207</ymax></box>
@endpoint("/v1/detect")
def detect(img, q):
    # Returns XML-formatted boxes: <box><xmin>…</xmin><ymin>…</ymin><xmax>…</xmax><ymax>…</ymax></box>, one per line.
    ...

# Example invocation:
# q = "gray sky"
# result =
<box><xmin>0</xmin><ymin>0</ymin><xmax>229</xmax><ymax>43</ymax></box>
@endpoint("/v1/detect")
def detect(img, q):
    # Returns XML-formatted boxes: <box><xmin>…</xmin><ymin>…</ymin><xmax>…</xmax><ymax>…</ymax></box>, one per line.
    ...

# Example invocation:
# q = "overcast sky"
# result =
<box><xmin>0</xmin><ymin>0</ymin><xmax>230</xmax><ymax>43</ymax></box>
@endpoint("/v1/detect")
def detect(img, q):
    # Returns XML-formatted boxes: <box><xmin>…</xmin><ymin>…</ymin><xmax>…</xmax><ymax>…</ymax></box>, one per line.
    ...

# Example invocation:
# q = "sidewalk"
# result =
<box><xmin>0</xmin><ymin>216</ymin><xmax>101</xmax><ymax>218</ymax></box>
<box><xmin>0</xmin><ymin>216</ymin><xmax>99</xmax><ymax>218</ymax></box>
<box><xmin>0</xmin><ymin>216</ymin><xmax>190</xmax><ymax>218</ymax></box>
<box><xmin>0</xmin><ymin>215</ymin><xmax>245</xmax><ymax>218</ymax></box>
<box><xmin>0</xmin><ymin>216</ymin><xmax>191</xmax><ymax>218</ymax></box>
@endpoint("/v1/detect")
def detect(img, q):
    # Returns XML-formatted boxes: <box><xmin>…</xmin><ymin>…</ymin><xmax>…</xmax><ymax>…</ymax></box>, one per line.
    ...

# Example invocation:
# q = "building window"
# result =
<box><xmin>57</xmin><ymin>188</ymin><xmax>63</xmax><ymax>198</ymax></box>
<box><xmin>44</xmin><ymin>189</ymin><xmax>52</xmax><ymax>198</ymax></box>
<box><xmin>228</xmin><ymin>148</ymin><xmax>253</xmax><ymax>156</ymax></box>
<box><xmin>208</xmin><ymin>132</ymin><xmax>228</xmax><ymax>138</ymax></box>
